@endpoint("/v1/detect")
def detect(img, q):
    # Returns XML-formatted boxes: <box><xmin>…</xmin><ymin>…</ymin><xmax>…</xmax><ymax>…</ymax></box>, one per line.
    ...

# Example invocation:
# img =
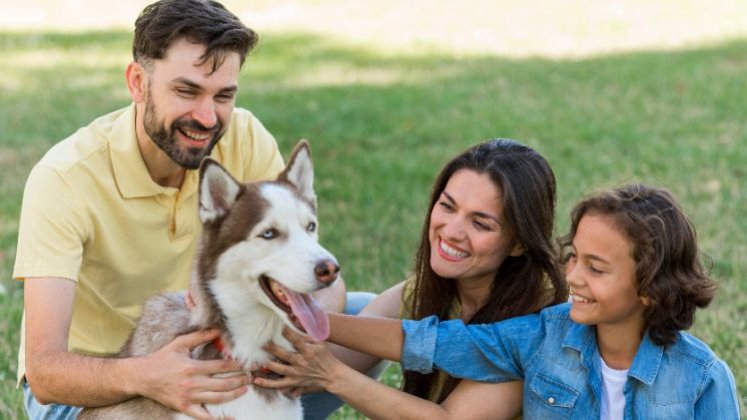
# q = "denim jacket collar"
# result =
<box><xmin>562</xmin><ymin>322</ymin><xmax>603</xmax><ymax>400</ymax></box>
<box><xmin>562</xmin><ymin>322</ymin><xmax>663</xmax><ymax>387</ymax></box>
<box><xmin>561</xmin><ymin>321</ymin><xmax>596</xmax><ymax>356</ymax></box>
<box><xmin>627</xmin><ymin>332</ymin><xmax>663</xmax><ymax>385</ymax></box>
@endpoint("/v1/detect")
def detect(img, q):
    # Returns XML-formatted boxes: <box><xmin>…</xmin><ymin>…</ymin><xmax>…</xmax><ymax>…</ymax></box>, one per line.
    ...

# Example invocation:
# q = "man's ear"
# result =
<box><xmin>125</xmin><ymin>61</ymin><xmax>147</xmax><ymax>103</ymax></box>
<box><xmin>640</xmin><ymin>295</ymin><xmax>651</xmax><ymax>306</ymax></box>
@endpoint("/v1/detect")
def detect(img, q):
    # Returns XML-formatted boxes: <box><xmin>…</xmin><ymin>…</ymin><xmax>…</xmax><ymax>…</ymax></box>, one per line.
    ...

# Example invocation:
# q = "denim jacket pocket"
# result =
<box><xmin>525</xmin><ymin>373</ymin><xmax>580</xmax><ymax>419</ymax></box>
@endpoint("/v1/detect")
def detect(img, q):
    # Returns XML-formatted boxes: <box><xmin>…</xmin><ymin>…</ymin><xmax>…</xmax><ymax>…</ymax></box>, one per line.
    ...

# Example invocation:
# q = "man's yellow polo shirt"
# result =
<box><xmin>13</xmin><ymin>103</ymin><xmax>284</xmax><ymax>384</ymax></box>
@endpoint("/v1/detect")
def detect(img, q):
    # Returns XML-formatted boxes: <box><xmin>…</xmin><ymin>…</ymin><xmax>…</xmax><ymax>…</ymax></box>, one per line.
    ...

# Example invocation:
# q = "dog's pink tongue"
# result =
<box><xmin>281</xmin><ymin>286</ymin><xmax>330</xmax><ymax>342</ymax></box>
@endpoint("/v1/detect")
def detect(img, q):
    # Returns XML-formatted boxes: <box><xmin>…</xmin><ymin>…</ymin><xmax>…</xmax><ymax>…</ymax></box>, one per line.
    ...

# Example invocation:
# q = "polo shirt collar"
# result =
<box><xmin>109</xmin><ymin>103</ymin><xmax>199</xmax><ymax>200</ymax></box>
<box><xmin>110</xmin><ymin>104</ymin><xmax>165</xmax><ymax>198</ymax></box>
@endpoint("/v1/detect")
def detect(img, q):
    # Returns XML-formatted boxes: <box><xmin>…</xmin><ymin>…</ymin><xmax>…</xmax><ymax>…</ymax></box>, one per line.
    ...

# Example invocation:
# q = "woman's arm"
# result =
<box><xmin>327</xmin><ymin>313</ymin><xmax>404</xmax><ymax>362</ymax></box>
<box><xmin>441</xmin><ymin>380</ymin><xmax>522</xmax><ymax>419</ymax></box>
<box><xmin>326</xmin><ymin>282</ymin><xmax>406</xmax><ymax>372</ymax></box>
<box><xmin>255</xmin><ymin>327</ymin><xmax>522</xmax><ymax>420</ymax></box>
<box><xmin>285</xmin><ymin>282</ymin><xmax>405</xmax><ymax>395</ymax></box>
<box><xmin>328</xmin><ymin>306</ymin><xmax>539</xmax><ymax>382</ymax></box>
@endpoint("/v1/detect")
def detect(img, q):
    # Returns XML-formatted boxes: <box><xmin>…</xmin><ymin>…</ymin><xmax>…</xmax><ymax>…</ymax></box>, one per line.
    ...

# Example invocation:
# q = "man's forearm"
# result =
<box><xmin>26</xmin><ymin>349</ymin><xmax>137</xmax><ymax>407</ymax></box>
<box><xmin>327</xmin><ymin>314</ymin><xmax>403</xmax><ymax>362</ymax></box>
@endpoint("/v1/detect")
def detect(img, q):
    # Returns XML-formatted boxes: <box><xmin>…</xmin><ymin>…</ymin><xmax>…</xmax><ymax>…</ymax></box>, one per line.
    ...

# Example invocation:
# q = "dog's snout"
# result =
<box><xmin>315</xmin><ymin>260</ymin><xmax>340</xmax><ymax>284</ymax></box>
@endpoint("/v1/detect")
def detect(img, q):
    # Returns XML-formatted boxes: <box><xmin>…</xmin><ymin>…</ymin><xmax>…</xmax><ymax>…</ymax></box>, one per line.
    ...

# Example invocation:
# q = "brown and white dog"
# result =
<box><xmin>79</xmin><ymin>140</ymin><xmax>338</xmax><ymax>419</ymax></box>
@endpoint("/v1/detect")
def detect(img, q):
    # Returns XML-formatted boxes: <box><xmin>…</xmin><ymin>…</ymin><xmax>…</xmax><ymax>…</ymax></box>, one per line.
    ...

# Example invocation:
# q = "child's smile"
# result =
<box><xmin>565</xmin><ymin>214</ymin><xmax>647</xmax><ymax>331</ymax></box>
<box><xmin>569</xmin><ymin>289</ymin><xmax>595</xmax><ymax>304</ymax></box>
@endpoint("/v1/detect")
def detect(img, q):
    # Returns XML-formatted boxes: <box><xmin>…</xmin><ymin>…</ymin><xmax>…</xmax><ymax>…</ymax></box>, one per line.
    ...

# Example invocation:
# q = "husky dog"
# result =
<box><xmin>79</xmin><ymin>140</ymin><xmax>338</xmax><ymax>419</ymax></box>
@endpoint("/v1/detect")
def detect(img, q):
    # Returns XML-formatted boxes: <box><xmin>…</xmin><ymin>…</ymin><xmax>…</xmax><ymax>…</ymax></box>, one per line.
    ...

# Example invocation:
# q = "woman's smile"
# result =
<box><xmin>436</xmin><ymin>237</ymin><xmax>470</xmax><ymax>261</ymax></box>
<box><xmin>428</xmin><ymin>169</ymin><xmax>518</xmax><ymax>284</ymax></box>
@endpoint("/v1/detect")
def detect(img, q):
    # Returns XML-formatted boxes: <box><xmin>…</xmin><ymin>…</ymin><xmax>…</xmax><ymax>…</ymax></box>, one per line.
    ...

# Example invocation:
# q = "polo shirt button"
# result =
<box><xmin>547</xmin><ymin>397</ymin><xmax>556</xmax><ymax>404</ymax></box>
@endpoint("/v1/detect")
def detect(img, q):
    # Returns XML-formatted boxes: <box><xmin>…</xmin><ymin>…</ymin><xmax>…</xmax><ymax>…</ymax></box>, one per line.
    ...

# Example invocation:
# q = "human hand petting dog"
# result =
<box><xmin>253</xmin><ymin>326</ymin><xmax>344</xmax><ymax>397</ymax></box>
<box><xmin>134</xmin><ymin>329</ymin><xmax>250</xmax><ymax>420</ymax></box>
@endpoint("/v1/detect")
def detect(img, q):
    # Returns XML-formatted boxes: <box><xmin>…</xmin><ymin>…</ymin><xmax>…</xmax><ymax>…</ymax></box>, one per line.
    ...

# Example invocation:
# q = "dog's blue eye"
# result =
<box><xmin>307</xmin><ymin>222</ymin><xmax>317</xmax><ymax>232</ymax></box>
<box><xmin>260</xmin><ymin>228</ymin><xmax>278</xmax><ymax>239</ymax></box>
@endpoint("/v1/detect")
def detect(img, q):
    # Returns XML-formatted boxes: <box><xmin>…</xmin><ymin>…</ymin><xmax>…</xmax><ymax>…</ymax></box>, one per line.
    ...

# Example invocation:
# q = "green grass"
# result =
<box><xmin>1</xmin><ymin>23</ymin><xmax>746</xmax><ymax>420</ymax></box>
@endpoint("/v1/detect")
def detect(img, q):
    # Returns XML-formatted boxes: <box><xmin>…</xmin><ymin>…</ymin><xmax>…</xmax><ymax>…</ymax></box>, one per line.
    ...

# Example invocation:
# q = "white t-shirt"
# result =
<box><xmin>600</xmin><ymin>356</ymin><xmax>629</xmax><ymax>420</ymax></box>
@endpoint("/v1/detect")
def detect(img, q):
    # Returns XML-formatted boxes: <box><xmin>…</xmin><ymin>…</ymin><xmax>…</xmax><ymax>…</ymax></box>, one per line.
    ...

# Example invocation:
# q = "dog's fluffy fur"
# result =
<box><xmin>79</xmin><ymin>140</ymin><xmax>338</xmax><ymax>419</ymax></box>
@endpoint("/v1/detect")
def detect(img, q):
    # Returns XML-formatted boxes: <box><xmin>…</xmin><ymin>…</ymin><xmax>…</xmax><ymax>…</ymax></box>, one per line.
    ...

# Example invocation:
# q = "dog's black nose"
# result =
<box><xmin>315</xmin><ymin>260</ymin><xmax>340</xmax><ymax>284</ymax></box>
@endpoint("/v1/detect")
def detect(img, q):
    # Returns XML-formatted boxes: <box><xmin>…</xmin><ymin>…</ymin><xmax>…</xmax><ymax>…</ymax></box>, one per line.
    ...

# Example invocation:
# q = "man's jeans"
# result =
<box><xmin>23</xmin><ymin>292</ymin><xmax>383</xmax><ymax>420</ymax></box>
<box><xmin>23</xmin><ymin>380</ymin><xmax>81</xmax><ymax>420</ymax></box>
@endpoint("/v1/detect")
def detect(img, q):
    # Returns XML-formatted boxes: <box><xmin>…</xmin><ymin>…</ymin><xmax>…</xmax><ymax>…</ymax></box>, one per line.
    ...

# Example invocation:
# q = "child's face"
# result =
<box><xmin>565</xmin><ymin>214</ymin><xmax>647</xmax><ymax>332</ymax></box>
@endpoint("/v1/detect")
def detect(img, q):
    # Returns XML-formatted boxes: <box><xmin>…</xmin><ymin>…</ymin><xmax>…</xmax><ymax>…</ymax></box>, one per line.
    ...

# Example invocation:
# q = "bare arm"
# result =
<box><xmin>327</xmin><ymin>312</ymin><xmax>404</xmax><ymax>362</ymax></box>
<box><xmin>24</xmin><ymin>277</ymin><xmax>250</xmax><ymax>419</ymax></box>
<box><xmin>281</xmin><ymin>282</ymin><xmax>405</xmax><ymax>395</ymax></box>
<box><xmin>325</xmin><ymin>282</ymin><xmax>405</xmax><ymax>372</ymax></box>
<box><xmin>256</xmin><ymin>328</ymin><xmax>522</xmax><ymax>420</ymax></box>
<box><xmin>440</xmin><ymin>380</ymin><xmax>523</xmax><ymax>419</ymax></box>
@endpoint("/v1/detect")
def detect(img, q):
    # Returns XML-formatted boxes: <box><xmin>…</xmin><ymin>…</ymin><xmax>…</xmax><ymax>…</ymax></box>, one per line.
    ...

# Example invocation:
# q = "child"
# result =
<box><xmin>322</xmin><ymin>183</ymin><xmax>740</xmax><ymax>418</ymax></box>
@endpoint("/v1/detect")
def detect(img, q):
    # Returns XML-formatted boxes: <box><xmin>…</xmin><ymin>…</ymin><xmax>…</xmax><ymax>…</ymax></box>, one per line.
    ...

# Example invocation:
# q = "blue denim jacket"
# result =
<box><xmin>402</xmin><ymin>303</ymin><xmax>740</xmax><ymax>419</ymax></box>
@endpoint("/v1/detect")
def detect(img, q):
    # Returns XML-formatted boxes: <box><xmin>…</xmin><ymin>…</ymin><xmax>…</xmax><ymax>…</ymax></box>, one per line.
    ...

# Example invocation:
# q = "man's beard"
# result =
<box><xmin>143</xmin><ymin>96</ymin><xmax>224</xmax><ymax>169</ymax></box>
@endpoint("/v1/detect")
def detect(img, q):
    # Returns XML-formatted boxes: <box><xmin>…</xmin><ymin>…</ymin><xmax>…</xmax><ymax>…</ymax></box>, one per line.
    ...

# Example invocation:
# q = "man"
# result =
<box><xmin>14</xmin><ymin>1</ymin><xmax>349</xmax><ymax>419</ymax></box>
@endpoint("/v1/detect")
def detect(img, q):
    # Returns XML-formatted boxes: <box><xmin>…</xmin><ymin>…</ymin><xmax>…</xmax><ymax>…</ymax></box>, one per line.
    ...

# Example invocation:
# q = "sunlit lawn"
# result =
<box><xmin>1</xmin><ymin>1</ymin><xmax>745</xmax><ymax>418</ymax></box>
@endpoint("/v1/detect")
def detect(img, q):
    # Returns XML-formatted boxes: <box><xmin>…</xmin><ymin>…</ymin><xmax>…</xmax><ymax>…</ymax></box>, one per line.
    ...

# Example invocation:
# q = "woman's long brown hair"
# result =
<box><xmin>402</xmin><ymin>139</ymin><xmax>568</xmax><ymax>402</ymax></box>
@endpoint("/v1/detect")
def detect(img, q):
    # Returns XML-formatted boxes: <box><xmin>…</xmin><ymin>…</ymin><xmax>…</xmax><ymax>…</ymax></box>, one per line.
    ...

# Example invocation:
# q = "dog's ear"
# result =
<box><xmin>279</xmin><ymin>139</ymin><xmax>316</xmax><ymax>207</ymax></box>
<box><xmin>198</xmin><ymin>158</ymin><xmax>242</xmax><ymax>224</ymax></box>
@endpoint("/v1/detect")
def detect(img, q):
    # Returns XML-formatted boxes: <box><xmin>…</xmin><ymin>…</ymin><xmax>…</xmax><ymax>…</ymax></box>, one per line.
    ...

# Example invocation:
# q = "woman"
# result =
<box><xmin>259</xmin><ymin>139</ymin><xmax>569</xmax><ymax>419</ymax></box>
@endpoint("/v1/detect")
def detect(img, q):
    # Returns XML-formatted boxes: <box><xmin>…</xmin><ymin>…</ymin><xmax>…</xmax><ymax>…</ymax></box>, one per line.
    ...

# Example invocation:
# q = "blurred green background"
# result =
<box><xmin>1</xmin><ymin>1</ymin><xmax>745</xmax><ymax>417</ymax></box>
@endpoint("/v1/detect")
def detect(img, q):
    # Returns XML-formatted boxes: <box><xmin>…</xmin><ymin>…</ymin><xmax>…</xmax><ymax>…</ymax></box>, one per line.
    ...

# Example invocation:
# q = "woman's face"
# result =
<box><xmin>428</xmin><ymin>169</ymin><xmax>521</xmax><ymax>285</ymax></box>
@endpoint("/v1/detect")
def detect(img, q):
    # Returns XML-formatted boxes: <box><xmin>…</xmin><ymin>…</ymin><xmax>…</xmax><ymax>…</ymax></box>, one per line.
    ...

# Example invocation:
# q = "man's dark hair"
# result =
<box><xmin>133</xmin><ymin>0</ymin><xmax>258</xmax><ymax>72</ymax></box>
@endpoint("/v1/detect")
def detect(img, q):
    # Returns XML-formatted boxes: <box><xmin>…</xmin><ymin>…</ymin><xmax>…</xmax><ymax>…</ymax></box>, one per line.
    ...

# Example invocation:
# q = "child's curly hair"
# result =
<box><xmin>560</xmin><ymin>183</ymin><xmax>716</xmax><ymax>346</ymax></box>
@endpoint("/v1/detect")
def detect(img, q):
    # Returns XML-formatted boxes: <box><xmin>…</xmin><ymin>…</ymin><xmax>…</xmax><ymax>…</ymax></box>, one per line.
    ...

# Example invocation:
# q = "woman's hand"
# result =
<box><xmin>253</xmin><ymin>326</ymin><xmax>344</xmax><ymax>395</ymax></box>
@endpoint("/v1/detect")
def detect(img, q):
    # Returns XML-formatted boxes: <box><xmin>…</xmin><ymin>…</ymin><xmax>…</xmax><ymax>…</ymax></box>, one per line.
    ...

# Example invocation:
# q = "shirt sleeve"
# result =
<box><xmin>13</xmin><ymin>166</ymin><xmax>89</xmax><ymax>282</ymax></box>
<box><xmin>402</xmin><ymin>313</ymin><xmax>543</xmax><ymax>383</ymax></box>
<box><xmin>694</xmin><ymin>359</ymin><xmax>740</xmax><ymax>419</ymax></box>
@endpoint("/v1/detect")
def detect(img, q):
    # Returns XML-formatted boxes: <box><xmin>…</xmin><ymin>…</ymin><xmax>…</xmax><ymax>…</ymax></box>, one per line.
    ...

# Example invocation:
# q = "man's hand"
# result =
<box><xmin>133</xmin><ymin>329</ymin><xmax>251</xmax><ymax>419</ymax></box>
